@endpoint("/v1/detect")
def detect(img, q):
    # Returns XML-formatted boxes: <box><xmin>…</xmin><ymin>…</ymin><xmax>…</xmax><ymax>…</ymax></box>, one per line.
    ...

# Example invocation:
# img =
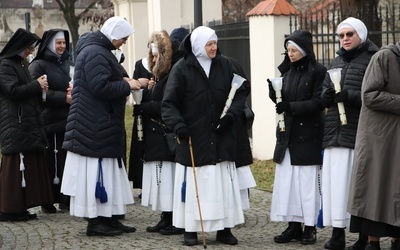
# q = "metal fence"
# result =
<box><xmin>291</xmin><ymin>2</ymin><xmax>400</xmax><ymax>67</ymax></box>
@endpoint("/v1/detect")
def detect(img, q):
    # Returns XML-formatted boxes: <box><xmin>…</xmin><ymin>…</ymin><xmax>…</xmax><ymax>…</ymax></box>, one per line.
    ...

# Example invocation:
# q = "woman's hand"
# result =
<box><xmin>37</xmin><ymin>75</ymin><xmax>48</xmax><ymax>92</ymax></box>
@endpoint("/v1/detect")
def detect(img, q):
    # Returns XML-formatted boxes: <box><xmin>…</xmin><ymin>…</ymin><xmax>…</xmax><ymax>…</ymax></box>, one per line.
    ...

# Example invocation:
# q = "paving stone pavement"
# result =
<box><xmin>0</xmin><ymin>188</ymin><xmax>393</xmax><ymax>250</ymax></box>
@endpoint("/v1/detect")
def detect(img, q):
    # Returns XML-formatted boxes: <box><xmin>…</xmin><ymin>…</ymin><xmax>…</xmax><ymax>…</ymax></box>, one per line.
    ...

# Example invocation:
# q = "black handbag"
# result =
<box><xmin>244</xmin><ymin>102</ymin><xmax>255</xmax><ymax>129</ymax></box>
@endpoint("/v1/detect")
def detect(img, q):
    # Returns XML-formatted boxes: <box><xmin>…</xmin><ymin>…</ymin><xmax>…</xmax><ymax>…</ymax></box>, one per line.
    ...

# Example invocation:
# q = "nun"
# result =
<box><xmin>29</xmin><ymin>29</ymin><xmax>73</xmax><ymax>214</ymax></box>
<box><xmin>0</xmin><ymin>28</ymin><xmax>53</xmax><ymax>221</ymax></box>
<box><xmin>60</xmin><ymin>16</ymin><xmax>141</xmax><ymax>236</ymax></box>
<box><xmin>162</xmin><ymin>26</ymin><xmax>246</xmax><ymax>246</ymax></box>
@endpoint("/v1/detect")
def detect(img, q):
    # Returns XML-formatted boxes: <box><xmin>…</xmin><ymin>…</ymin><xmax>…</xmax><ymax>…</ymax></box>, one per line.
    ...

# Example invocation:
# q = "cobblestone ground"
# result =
<box><xmin>0</xmin><ymin>188</ymin><xmax>393</xmax><ymax>250</ymax></box>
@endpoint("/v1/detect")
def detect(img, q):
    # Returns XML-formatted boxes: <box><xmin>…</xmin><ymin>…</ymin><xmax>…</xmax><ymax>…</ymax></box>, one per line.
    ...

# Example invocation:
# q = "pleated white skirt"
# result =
<box><xmin>173</xmin><ymin>162</ymin><xmax>244</xmax><ymax>232</ymax></box>
<box><xmin>237</xmin><ymin>165</ymin><xmax>256</xmax><ymax>210</ymax></box>
<box><xmin>321</xmin><ymin>147</ymin><xmax>354</xmax><ymax>228</ymax></box>
<box><xmin>61</xmin><ymin>152</ymin><xmax>134</xmax><ymax>218</ymax></box>
<box><xmin>141</xmin><ymin>161</ymin><xmax>175</xmax><ymax>212</ymax></box>
<box><xmin>270</xmin><ymin>150</ymin><xmax>320</xmax><ymax>226</ymax></box>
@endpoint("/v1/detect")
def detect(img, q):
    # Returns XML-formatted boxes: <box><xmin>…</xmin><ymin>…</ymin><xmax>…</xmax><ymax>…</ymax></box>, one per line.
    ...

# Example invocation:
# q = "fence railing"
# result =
<box><xmin>291</xmin><ymin>2</ymin><xmax>400</xmax><ymax>67</ymax></box>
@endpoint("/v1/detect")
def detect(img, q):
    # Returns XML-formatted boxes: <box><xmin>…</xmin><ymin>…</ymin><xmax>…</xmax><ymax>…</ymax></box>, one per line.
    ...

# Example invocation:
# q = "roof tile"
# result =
<box><xmin>247</xmin><ymin>0</ymin><xmax>299</xmax><ymax>17</ymax></box>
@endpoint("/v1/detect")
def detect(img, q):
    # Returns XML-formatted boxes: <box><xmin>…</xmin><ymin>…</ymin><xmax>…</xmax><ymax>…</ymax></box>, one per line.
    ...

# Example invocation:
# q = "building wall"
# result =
<box><xmin>113</xmin><ymin>0</ymin><xmax>222</xmax><ymax>75</ymax></box>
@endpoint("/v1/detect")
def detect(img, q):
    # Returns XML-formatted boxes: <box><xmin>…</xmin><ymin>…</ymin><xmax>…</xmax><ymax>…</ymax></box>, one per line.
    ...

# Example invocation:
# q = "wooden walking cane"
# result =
<box><xmin>189</xmin><ymin>137</ymin><xmax>207</xmax><ymax>249</ymax></box>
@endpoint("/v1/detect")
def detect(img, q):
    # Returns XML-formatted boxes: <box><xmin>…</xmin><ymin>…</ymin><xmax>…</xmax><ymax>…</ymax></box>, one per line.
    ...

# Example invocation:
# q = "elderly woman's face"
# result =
<box><xmin>205</xmin><ymin>40</ymin><xmax>217</xmax><ymax>59</ymax></box>
<box><xmin>112</xmin><ymin>36</ymin><xmax>128</xmax><ymax>49</ymax></box>
<box><xmin>286</xmin><ymin>44</ymin><xmax>304</xmax><ymax>62</ymax></box>
<box><xmin>338</xmin><ymin>28</ymin><xmax>362</xmax><ymax>51</ymax></box>
<box><xmin>23</xmin><ymin>45</ymin><xmax>35</xmax><ymax>59</ymax></box>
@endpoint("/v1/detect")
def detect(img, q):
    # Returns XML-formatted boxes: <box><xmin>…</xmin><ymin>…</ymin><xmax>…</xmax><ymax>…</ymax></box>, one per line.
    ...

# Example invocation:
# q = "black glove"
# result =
<box><xmin>321</xmin><ymin>87</ymin><xmax>335</xmax><ymax>108</ymax></box>
<box><xmin>267</xmin><ymin>79</ymin><xmax>276</xmax><ymax>100</ymax></box>
<box><xmin>276</xmin><ymin>102</ymin><xmax>291</xmax><ymax>114</ymax></box>
<box><xmin>333</xmin><ymin>90</ymin><xmax>348</xmax><ymax>103</ymax></box>
<box><xmin>132</xmin><ymin>104</ymin><xmax>143</xmax><ymax>116</ymax></box>
<box><xmin>176</xmin><ymin>126</ymin><xmax>189</xmax><ymax>141</ymax></box>
<box><xmin>217</xmin><ymin>115</ymin><xmax>233</xmax><ymax>133</ymax></box>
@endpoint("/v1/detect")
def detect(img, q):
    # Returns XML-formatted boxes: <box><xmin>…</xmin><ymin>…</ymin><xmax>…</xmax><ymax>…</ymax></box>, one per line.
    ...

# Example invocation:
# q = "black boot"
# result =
<box><xmin>324</xmin><ymin>227</ymin><xmax>345</xmax><ymax>249</ymax></box>
<box><xmin>216</xmin><ymin>228</ymin><xmax>238</xmax><ymax>245</ymax></box>
<box><xmin>348</xmin><ymin>233</ymin><xmax>368</xmax><ymax>250</ymax></box>
<box><xmin>146</xmin><ymin>211</ymin><xmax>171</xmax><ymax>232</ymax></box>
<box><xmin>301</xmin><ymin>225</ymin><xmax>317</xmax><ymax>245</ymax></box>
<box><xmin>184</xmin><ymin>231</ymin><xmax>199</xmax><ymax>246</ymax></box>
<box><xmin>365</xmin><ymin>241</ymin><xmax>380</xmax><ymax>250</ymax></box>
<box><xmin>274</xmin><ymin>222</ymin><xmax>303</xmax><ymax>243</ymax></box>
<box><xmin>391</xmin><ymin>239</ymin><xmax>400</xmax><ymax>250</ymax></box>
<box><xmin>41</xmin><ymin>205</ymin><xmax>57</xmax><ymax>214</ymax></box>
<box><xmin>86</xmin><ymin>217</ymin><xmax>124</xmax><ymax>236</ymax></box>
<box><xmin>108</xmin><ymin>217</ymin><xmax>136</xmax><ymax>233</ymax></box>
<box><xmin>160</xmin><ymin>226</ymin><xmax>184</xmax><ymax>235</ymax></box>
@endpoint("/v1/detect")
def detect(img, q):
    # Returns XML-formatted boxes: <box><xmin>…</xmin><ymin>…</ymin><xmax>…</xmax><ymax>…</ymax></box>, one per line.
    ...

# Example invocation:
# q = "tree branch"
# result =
<box><xmin>77</xmin><ymin>0</ymin><xmax>99</xmax><ymax>20</ymax></box>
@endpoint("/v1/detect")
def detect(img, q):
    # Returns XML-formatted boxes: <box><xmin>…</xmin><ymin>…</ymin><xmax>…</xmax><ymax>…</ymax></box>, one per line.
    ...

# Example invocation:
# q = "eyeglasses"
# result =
<box><xmin>337</xmin><ymin>31</ymin><xmax>355</xmax><ymax>39</ymax></box>
<box><xmin>28</xmin><ymin>46</ymin><xmax>35</xmax><ymax>51</ymax></box>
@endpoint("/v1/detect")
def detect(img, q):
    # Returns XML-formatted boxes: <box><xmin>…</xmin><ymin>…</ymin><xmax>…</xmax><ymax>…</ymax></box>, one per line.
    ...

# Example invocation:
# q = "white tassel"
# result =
<box><xmin>19</xmin><ymin>153</ymin><xmax>26</xmax><ymax>187</ymax></box>
<box><xmin>53</xmin><ymin>176</ymin><xmax>60</xmax><ymax>185</ymax></box>
<box><xmin>53</xmin><ymin>133</ymin><xmax>60</xmax><ymax>185</ymax></box>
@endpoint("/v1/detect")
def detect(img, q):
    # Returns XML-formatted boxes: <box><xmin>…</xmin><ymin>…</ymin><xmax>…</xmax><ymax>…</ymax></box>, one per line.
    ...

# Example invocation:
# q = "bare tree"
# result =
<box><xmin>54</xmin><ymin>0</ymin><xmax>114</xmax><ymax>59</ymax></box>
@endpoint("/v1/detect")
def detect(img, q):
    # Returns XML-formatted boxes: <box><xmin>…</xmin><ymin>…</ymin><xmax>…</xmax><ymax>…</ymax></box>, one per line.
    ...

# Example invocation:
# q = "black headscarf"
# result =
<box><xmin>0</xmin><ymin>28</ymin><xmax>41</xmax><ymax>60</ymax></box>
<box><xmin>278</xmin><ymin>30</ymin><xmax>315</xmax><ymax>75</ymax></box>
<box><xmin>32</xmin><ymin>29</ymin><xmax>70</xmax><ymax>62</ymax></box>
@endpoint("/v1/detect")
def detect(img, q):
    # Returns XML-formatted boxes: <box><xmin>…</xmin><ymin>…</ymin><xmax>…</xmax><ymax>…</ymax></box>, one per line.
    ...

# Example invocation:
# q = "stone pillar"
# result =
<box><xmin>247</xmin><ymin>1</ymin><xmax>298</xmax><ymax>160</ymax></box>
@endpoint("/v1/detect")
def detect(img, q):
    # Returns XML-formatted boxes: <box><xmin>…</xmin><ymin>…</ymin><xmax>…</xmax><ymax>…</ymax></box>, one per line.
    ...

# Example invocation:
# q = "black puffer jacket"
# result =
<box><xmin>0</xmin><ymin>56</ymin><xmax>46</xmax><ymax>154</ymax></box>
<box><xmin>29</xmin><ymin>49</ymin><xmax>72</xmax><ymax>133</ymax></box>
<box><xmin>321</xmin><ymin>40</ymin><xmax>379</xmax><ymax>149</ymax></box>
<box><xmin>139</xmin><ymin>31</ymin><xmax>184</xmax><ymax>162</ymax></box>
<box><xmin>62</xmin><ymin>31</ymin><xmax>131</xmax><ymax>158</ymax></box>
<box><xmin>269</xmin><ymin>30</ymin><xmax>326</xmax><ymax>165</ymax></box>
<box><xmin>161</xmin><ymin>34</ymin><xmax>247</xmax><ymax>167</ymax></box>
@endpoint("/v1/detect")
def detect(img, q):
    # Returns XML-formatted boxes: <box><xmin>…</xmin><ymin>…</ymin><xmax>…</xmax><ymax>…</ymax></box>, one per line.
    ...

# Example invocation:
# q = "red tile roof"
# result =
<box><xmin>246</xmin><ymin>0</ymin><xmax>300</xmax><ymax>17</ymax></box>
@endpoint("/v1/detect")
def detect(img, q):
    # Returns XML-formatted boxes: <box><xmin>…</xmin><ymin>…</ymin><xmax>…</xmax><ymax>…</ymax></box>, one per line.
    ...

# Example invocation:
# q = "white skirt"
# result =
<box><xmin>61</xmin><ymin>152</ymin><xmax>134</xmax><ymax>218</ymax></box>
<box><xmin>141</xmin><ymin>161</ymin><xmax>175</xmax><ymax>212</ymax></box>
<box><xmin>270</xmin><ymin>150</ymin><xmax>320</xmax><ymax>226</ymax></box>
<box><xmin>321</xmin><ymin>147</ymin><xmax>354</xmax><ymax>228</ymax></box>
<box><xmin>237</xmin><ymin>166</ymin><xmax>257</xmax><ymax>210</ymax></box>
<box><xmin>173</xmin><ymin>162</ymin><xmax>244</xmax><ymax>232</ymax></box>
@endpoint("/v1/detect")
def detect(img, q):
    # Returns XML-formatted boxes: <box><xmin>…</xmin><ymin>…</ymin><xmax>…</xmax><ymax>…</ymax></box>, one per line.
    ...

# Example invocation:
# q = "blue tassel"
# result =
<box><xmin>181</xmin><ymin>167</ymin><xmax>187</xmax><ymax>202</ymax></box>
<box><xmin>317</xmin><ymin>207</ymin><xmax>324</xmax><ymax>228</ymax></box>
<box><xmin>95</xmin><ymin>158</ymin><xmax>108</xmax><ymax>203</ymax></box>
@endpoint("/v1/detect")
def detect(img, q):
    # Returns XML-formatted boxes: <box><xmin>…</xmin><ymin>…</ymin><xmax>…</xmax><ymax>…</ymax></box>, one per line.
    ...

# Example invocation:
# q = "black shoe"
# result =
<box><xmin>274</xmin><ymin>222</ymin><xmax>303</xmax><ymax>243</ymax></box>
<box><xmin>41</xmin><ymin>205</ymin><xmax>57</xmax><ymax>214</ymax></box>
<box><xmin>112</xmin><ymin>214</ymin><xmax>125</xmax><ymax>220</ymax></box>
<box><xmin>216</xmin><ymin>228</ymin><xmax>238</xmax><ymax>245</ymax></box>
<box><xmin>348</xmin><ymin>233</ymin><xmax>368</xmax><ymax>250</ymax></box>
<box><xmin>0</xmin><ymin>211</ymin><xmax>37</xmax><ymax>222</ymax></box>
<box><xmin>108</xmin><ymin>218</ymin><xmax>136</xmax><ymax>233</ymax></box>
<box><xmin>146</xmin><ymin>212</ymin><xmax>171</xmax><ymax>232</ymax></box>
<box><xmin>365</xmin><ymin>241</ymin><xmax>380</xmax><ymax>250</ymax></box>
<box><xmin>86</xmin><ymin>218</ymin><xmax>124</xmax><ymax>236</ymax></box>
<box><xmin>25</xmin><ymin>211</ymin><xmax>38</xmax><ymax>220</ymax></box>
<box><xmin>301</xmin><ymin>226</ymin><xmax>317</xmax><ymax>245</ymax></box>
<box><xmin>58</xmin><ymin>203</ymin><xmax>69</xmax><ymax>211</ymax></box>
<box><xmin>324</xmin><ymin>227</ymin><xmax>345</xmax><ymax>249</ymax></box>
<box><xmin>391</xmin><ymin>240</ymin><xmax>400</xmax><ymax>250</ymax></box>
<box><xmin>160</xmin><ymin>225</ymin><xmax>184</xmax><ymax>235</ymax></box>
<box><xmin>184</xmin><ymin>232</ymin><xmax>199</xmax><ymax>246</ymax></box>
